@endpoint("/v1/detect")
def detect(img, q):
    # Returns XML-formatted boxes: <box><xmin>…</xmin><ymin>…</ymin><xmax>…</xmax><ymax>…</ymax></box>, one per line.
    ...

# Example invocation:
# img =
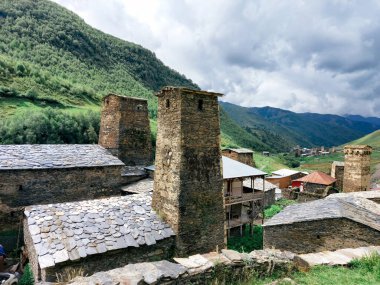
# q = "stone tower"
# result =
<box><xmin>343</xmin><ymin>145</ymin><xmax>372</xmax><ymax>193</ymax></box>
<box><xmin>331</xmin><ymin>161</ymin><xmax>345</xmax><ymax>192</ymax></box>
<box><xmin>152</xmin><ymin>87</ymin><xmax>225</xmax><ymax>256</ymax></box>
<box><xmin>98</xmin><ymin>94</ymin><xmax>152</xmax><ymax>166</ymax></box>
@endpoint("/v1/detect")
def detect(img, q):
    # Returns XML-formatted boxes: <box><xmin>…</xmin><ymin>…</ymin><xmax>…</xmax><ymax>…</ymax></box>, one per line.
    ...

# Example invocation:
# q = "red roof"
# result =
<box><xmin>293</xmin><ymin>171</ymin><xmax>336</xmax><ymax>185</ymax></box>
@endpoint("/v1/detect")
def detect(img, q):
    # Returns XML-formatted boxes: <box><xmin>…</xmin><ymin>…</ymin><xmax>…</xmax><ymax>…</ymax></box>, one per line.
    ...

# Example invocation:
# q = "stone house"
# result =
<box><xmin>263</xmin><ymin>190</ymin><xmax>380</xmax><ymax>254</ymax></box>
<box><xmin>24</xmin><ymin>193</ymin><xmax>175</xmax><ymax>282</ymax></box>
<box><xmin>292</xmin><ymin>171</ymin><xmax>337</xmax><ymax>202</ymax></box>
<box><xmin>222</xmin><ymin>148</ymin><xmax>255</xmax><ymax>167</ymax></box>
<box><xmin>0</xmin><ymin>144</ymin><xmax>126</xmax><ymax>233</ymax></box>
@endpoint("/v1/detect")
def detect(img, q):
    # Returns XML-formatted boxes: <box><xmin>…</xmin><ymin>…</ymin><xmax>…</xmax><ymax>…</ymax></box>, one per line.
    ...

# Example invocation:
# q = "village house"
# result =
<box><xmin>266</xmin><ymin>169</ymin><xmax>307</xmax><ymax>190</ymax></box>
<box><xmin>222</xmin><ymin>156</ymin><xmax>274</xmax><ymax>237</ymax></box>
<box><xmin>291</xmin><ymin>171</ymin><xmax>338</xmax><ymax>202</ymax></box>
<box><xmin>222</xmin><ymin>148</ymin><xmax>255</xmax><ymax>167</ymax></box>
<box><xmin>0</xmin><ymin>144</ymin><xmax>128</xmax><ymax>233</ymax></box>
<box><xmin>141</xmin><ymin>156</ymin><xmax>277</xmax><ymax>238</ymax></box>
<box><xmin>263</xmin><ymin>190</ymin><xmax>380</xmax><ymax>254</ymax></box>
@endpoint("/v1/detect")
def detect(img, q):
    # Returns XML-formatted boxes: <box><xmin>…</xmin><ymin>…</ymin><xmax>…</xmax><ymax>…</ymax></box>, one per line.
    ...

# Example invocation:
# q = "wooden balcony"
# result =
<box><xmin>225</xmin><ymin>212</ymin><xmax>252</xmax><ymax>229</ymax></box>
<box><xmin>224</xmin><ymin>190</ymin><xmax>264</xmax><ymax>205</ymax></box>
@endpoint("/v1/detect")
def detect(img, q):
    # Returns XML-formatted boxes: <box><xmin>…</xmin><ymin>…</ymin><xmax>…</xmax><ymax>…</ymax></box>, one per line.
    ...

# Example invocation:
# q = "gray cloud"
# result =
<box><xmin>52</xmin><ymin>0</ymin><xmax>380</xmax><ymax>116</ymax></box>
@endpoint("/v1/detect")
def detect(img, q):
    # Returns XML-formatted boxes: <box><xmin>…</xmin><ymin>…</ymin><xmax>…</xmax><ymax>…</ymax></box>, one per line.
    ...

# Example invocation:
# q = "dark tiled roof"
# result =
<box><xmin>0</xmin><ymin>145</ymin><xmax>125</xmax><ymax>170</ymax></box>
<box><xmin>24</xmin><ymin>193</ymin><xmax>175</xmax><ymax>269</ymax></box>
<box><xmin>264</xmin><ymin>194</ymin><xmax>380</xmax><ymax>232</ymax></box>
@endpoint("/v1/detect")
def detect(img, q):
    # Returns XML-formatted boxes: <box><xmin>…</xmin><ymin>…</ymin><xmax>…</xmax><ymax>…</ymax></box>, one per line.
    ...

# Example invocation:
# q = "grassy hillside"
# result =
<box><xmin>0</xmin><ymin>0</ymin><xmax>197</xmax><ymax>118</ymax></box>
<box><xmin>348</xmin><ymin>130</ymin><xmax>380</xmax><ymax>148</ymax></box>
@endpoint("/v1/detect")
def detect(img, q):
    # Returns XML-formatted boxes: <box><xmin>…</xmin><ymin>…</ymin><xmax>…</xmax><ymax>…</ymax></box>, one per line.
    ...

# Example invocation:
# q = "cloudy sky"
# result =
<box><xmin>52</xmin><ymin>0</ymin><xmax>380</xmax><ymax>116</ymax></box>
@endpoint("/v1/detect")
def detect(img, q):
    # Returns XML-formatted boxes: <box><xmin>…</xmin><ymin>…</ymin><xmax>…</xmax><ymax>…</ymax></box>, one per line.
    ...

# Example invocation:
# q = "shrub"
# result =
<box><xmin>18</xmin><ymin>264</ymin><xmax>34</xmax><ymax>285</ymax></box>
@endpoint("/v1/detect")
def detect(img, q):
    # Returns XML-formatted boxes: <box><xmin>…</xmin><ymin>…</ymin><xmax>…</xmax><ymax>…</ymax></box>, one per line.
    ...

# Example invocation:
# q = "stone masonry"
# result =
<box><xmin>0</xmin><ymin>145</ymin><xmax>125</xmax><ymax>232</ymax></box>
<box><xmin>222</xmin><ymin>148</ymin><xmax>255</xmax><ymax>167</ymax></box>
<box><xmin>331</xmin><ymin>161</ymin><xmax>345</xmax><ymax>192</ymax></box>
<box><xmin>343</xmin><ymin>145</ymin><xmax>372</xmax><ymax>192</ymax></box>
<box><xmin>152</xmin><ymin>87</ymin><xmax>225</xmax><ymax>257</ymax></box>
<box><xmin>99</xmin><ymin>94</ymin><xmax>152</xmax><ymax>166</ymax></box>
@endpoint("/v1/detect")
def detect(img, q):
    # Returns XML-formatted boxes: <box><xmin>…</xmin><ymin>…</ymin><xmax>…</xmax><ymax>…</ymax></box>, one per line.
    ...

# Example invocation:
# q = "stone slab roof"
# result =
<box><xmin>327</xmin><ymin>190</ymin><xmax>380</xmax><ymax>201</ymax></box>
<box><xmin>222</xmin><ymin>148</ymin><xmax>253</xmax><ymax>154</ymax></box>
<box><xmin>24</xmin><ymin>193</ymin><xmax>175</xmax><ymax>269</ymax></box>
<box><xmin>0</xmin><ymin>144</ymin><xmax>125</xmax><ymax>170</ymax></box>
<box><xmin>121</xmin><ymin>178</ymin><xmax>154</xmax><ymax>194</ymax></box>
<box><xmin>264</xmin><ymin>196</ymin><xmax>380</xmax><ymax>232</ymax></box>
<box><xmin>243</xmin><ymin>178</ymin><xmax>278</xmax><ymax>192</ymax></box>
<box><xmin>222</xmin><ymin>156</ymin><xmax>266</xmax><ymax>179</ymax></box>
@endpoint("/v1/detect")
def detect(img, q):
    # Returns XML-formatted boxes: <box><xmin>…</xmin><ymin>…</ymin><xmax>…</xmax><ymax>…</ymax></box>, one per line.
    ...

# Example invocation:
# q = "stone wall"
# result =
<box><xmin>153</xmin><ymin>87</ymin><xmax>225</xmax><ymax>256</ymax></box>
<box><xmin>99</xmin><ymin>94</ymin><xmax>152</xmax><ymax>166</ymax></box>
<box><xmin>331</xmin><ymin>162</ymin><xmax>344</xmax><ymax>191</ymax></box>
<box><xmin>263</xmin><ymin>188</ymin><xmax>276</xmax><ymax>207</ymax></box>
<box><xmin>24</xmin><ymin>216</ymin><xmax>175</xmax><ymax>282</ymax></box>
<box><xmin>343</xmin><ymin>145</ymin><xmax>372</xmax><ymax>193</ymax></box>
<box><xmin>0</xmin><ymin>166</ymin><xmax>123</xmax><ymax>232</ymax></box>
<box><xmin>221</xmin><ymin>150</ymin><xmax>255</xmax><ymax>167</ymax></box>
<box><xmin>69</xmin><ymin>249</ymin><xmax>295</xmax><ymax>285</ymax></box>
<box><xmin>264</xmin><ymin>218</ymin><xmax>380</xmax><ymax>254</ymax></box>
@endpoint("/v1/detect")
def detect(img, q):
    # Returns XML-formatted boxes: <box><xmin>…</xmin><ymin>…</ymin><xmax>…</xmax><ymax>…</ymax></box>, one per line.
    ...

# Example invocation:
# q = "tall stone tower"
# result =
<box><xmin>343</xmin><ymin>145</ymin><xmax>372</xmax><ymax>193</ymax></box>
<box><xmin>152</xmin><ymin>87</ymin><xmax>225</xmax><ymax>256</ymax></box>
<box><xmin>98</xmin><ymin>94</ymin><xmax>152</xmax><ymax>166</ymax></box>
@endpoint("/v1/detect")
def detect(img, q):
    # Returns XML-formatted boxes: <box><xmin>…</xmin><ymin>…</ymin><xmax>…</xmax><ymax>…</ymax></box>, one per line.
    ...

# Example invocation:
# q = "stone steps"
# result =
<box><xmin>294</xmin><ymin>246</ymin><xmax>380</xmax><ymax>270</ymax></box>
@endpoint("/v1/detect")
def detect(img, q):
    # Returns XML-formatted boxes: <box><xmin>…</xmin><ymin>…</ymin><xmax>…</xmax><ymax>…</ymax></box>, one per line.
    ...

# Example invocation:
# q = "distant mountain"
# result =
<box><xmin>220</xmin><ymin>102</ymin><xmax>380</xmax><ymax>151</ymax></box>
<box><xmin>344</xmin><ymin>115</ymin><xmax>380</xmax><ymax>127</ymax></box>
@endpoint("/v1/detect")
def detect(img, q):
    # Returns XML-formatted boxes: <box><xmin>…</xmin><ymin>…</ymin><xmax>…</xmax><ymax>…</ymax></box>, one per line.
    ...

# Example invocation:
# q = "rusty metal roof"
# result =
<box><xmin>294</xmin><ymin>171</ymin><xmax>336</xmax><ymax>185</ymax></box>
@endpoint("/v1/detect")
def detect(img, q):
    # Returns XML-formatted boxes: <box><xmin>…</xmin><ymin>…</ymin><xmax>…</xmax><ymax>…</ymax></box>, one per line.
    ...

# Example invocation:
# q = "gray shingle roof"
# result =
<box><xmin>0</xmin><ymin>145</ymin><xmax>125</xmax><ymax>170</ymax></box>
<box><xmin>264</xmin><ymin>195</ymin><xmax>380</xmax><ymax>232</ymax></box>
<box><xmin>222</xmin><ymin>156</ymin><xmax>266</xmax><ymax>179</ymax></box>
<box><xmin>223</xmin><ymin>148</ymin><xmax>254</xmax><ymax>154</ymax></box>
<box><xmin>24</xmin><ymin>193</ymin><xmax>175</xmax><ymax>269</ymax></box>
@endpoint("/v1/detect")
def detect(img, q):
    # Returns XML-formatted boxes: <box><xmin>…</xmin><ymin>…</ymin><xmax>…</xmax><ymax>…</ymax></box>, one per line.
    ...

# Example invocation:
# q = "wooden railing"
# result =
<box><xmin>224</xmin><ymin>191</ymin><xmax>264</xmax><ymax>205</ymax></box>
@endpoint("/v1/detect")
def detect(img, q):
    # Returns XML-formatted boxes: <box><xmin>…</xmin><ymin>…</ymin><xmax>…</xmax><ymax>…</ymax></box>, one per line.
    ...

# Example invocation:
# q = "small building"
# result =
<box><xmin>266</xmin><ymin>169</ymin><xmax>307</xmax><ymax>189</ymax></box>
<box><xmin>222</xmin><ymin>148</ymin><xmax>255</xmax><ymax>167</ymax></box>
<box><xmin>331</xmin><ymin>161</ymin><xmax>345</xmax><ymax>191</ymax></box>
<box><xmin>222</xmin><ymin>156</ymin><xmax>269</xmax><ymax>237</ymax></box>
<box><xmin>263</xmin><ymin>191</ymin><xmax>380</xmax><ymax>254</ymax></box>
<box><xmin>24</xmin><ymin>193</ymin><xmax>175</xmax><ymax>282</ymax></box>
<box><xmin>292</xmin><ymin>171</ymin><xmax>337</xmax><ymax>202</ymax></box>
<box><xmin>262</xmin><ymin>151</ymin><xmax>270</xmax><ymax>157</ymax></box>
<box><xmin>0</xmin><ymin>144</ymin><xmax>126</xmax><ymax>233</ymax></box>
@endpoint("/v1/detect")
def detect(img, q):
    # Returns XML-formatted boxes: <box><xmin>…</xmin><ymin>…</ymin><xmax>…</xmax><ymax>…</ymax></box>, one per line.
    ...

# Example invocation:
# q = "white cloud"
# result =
<box><xmin>52</xmin><ymin>0</ymin><xmax>380</xmax><ymax>116</ymax></box>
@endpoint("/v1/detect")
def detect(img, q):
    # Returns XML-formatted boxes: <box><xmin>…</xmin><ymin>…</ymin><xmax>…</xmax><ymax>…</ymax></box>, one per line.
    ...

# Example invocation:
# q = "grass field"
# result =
<box><xmin>242</xmin><ymin>253</ymin><xmax>380</xmax><ymax>285</ymax></box>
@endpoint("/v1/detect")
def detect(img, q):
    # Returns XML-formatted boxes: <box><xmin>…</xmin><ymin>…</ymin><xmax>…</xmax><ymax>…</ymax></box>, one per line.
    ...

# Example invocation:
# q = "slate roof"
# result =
<box><xmin>271</xmin><ymin>169</ymin><xmax>304</xmax><ymax>178</ymax></box>
<box><xmin>293</xmin><ymin>171</ymin><xmax>336</xmax><ymax>185</ymax></box>
<box><xmin>327</xmin><ymin>190</ymin><xmax>380</xmax><ymax>201</ymax></box>
<box><xmin>243</xmin><ymin>178</ymin><xmax>278</xmax><ymax>192</ymax></box>
<box><xmin>264</xmin><ymin>196</ymin><xmax>380</xmax><ymax>232</ymax></box>
<box><xmin>121</xmin><ymin>178</ymin><xmax>154</xmax><ymax>194</ymax></box>
<box><xmin>223</xmin><ymin>148</ymin><xmax>253</xmax><ymax>154</ymax></box>
<box><xmin>144</xmin><ymin>157</ymin><xmax>267</xmax><ymax>180</ymax></box>
<box><xmin>24</xmin><ymin>193</ymin><xmax>175</xmax><ymax>269</ymax></box>
<box><xmin>0</xmin><ymin>145</ymin><xmax>125</xmax><ymax>170</ymax></box>
<box><xmin>222</xmin><ymin>156</ymin><xmax>266</xmax><ymax>179</ymax></box>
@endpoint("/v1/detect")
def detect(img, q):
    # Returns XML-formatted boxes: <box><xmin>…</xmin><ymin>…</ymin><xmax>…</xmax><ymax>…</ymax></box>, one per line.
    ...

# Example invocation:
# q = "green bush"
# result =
<box><xmin>227</xmin><ymin>225</ymin><xmax>263</xmax><ymax>253</ymax></box>
<box><xmin>18</xmin><ymin>264</ymin><xmax>34</xmax><ymax>285</ymax></box>
<box><xmin>264</xmin><ymin>199</ymin><xmax>296</xmax><ymax>219</ymax></box>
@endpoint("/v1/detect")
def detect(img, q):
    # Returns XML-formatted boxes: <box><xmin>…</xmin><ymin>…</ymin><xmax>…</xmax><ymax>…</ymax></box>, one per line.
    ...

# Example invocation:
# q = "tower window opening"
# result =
<box><xmin>198</xmin><ymin>99</ymin><xmax>203</xmax><ymax>111</ymax></box>
<box><xmin>166</xmin><ymin>99</ymin><xmax>170</xmax><ymax>108</ymax></box>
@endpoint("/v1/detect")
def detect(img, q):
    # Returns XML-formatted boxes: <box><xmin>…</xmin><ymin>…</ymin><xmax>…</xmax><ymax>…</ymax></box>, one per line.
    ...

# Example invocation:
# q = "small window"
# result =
<box><xmin>198</xmin><ymin>99</ymin><xmax>203</xmax><ymax>111</ymax></box>
<box><xmin>18</xmin><ymin>185</ymin><xmax>23</xmax><ymax>191</ymax></box>
<box><xmin>105</xmin><ymin>99</ymin><xmax>109</xmax><ymax>105</ymax></box>
<box><xmin>136</xmin><ymin>104</ymin><xmax>143</xmax><ymax>111</ymax></box>
<box><xmin>317</xmin><ymin>235</ymin><xmax>321</xmax><ymax>239</ymax></box>
<box><xmin>166</xmin><ymin>99</ymin><xmax>170</xmax><ymax>108</ymax></box>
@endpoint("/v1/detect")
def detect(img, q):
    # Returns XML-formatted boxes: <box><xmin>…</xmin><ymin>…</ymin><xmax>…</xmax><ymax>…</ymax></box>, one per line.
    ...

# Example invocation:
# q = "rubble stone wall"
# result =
<box><xmin>99</xmin><ymin>94</ymin><xmax>152</xmax><ymax>166</ymax></box>
<box><xmin>0</xmin><ymin>166</ymin><xmax>123</xmax><ymax>231</ymax></box>
<box><xmin>222</xmin><ymin>151</ymin><xmax>255</xmax><ymax>167</ymax></box>
<box><xmin>69</xmin><ymin>249</ymin><xmax>295</xmax><ymax>285</ymax></box>
<box><xmin>153</xmin><ymin>88</ymin><xmax>225</xmax><ymax>257</ymax></box>
<box><xmin>264</xmin><ymin>218</ymin><xmax>380</xmax><ymax>254</ymax></box>
<box><xmin>343</xmin><ymin>145</ymin><xmax>372</xmax><ymax>193</ymax></box>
